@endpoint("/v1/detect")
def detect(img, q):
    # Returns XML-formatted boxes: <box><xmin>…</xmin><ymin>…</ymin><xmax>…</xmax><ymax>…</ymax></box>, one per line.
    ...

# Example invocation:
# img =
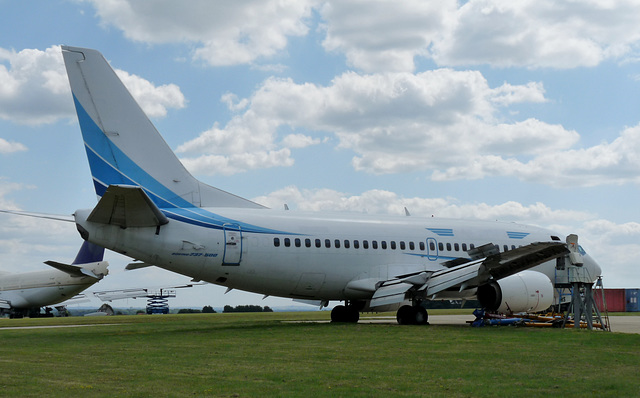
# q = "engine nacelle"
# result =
<box><xmin>477</xmin><ymin>271</ymin><xmax>553</xmax><ymax>313</ymax></box>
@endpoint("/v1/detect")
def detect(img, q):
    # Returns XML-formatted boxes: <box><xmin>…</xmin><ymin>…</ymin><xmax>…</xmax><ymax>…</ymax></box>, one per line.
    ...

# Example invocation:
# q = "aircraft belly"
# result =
<box><xmin>12</xmin><ymin>285</ymin><xmax>91</xmax><ymax>309</ymax></box>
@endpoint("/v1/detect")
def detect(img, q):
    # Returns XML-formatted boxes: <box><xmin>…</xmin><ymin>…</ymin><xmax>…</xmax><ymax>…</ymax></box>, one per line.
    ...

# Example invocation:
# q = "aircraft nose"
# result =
<box><xmin>584</xmin><ymin>254</ymin><xmax>602</xmax><ymax>281</ymax></box>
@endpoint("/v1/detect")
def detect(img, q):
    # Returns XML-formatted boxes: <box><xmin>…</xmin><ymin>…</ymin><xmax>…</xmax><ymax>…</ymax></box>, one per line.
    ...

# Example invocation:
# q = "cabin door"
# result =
<box><xmin>426</xmin><ymin>237</ymin><xmax>438</xmax><ymax>261</ymax></box>
<box><xmin>222</xmin><ymin>224</ymin><xmax>242</xmax><ymax>266</ymax></box>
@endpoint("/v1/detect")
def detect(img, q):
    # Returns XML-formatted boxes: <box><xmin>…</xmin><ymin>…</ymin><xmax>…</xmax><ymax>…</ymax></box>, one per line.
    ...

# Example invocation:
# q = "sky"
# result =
<box><xmin>1</xmin><ymin>0</ymin><xmax>639</xmax><ymax>310</ymax></box>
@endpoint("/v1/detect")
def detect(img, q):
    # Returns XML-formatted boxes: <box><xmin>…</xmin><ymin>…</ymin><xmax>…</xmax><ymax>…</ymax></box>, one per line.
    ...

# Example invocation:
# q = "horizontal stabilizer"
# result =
<box><xmin>87</xmin><ymin>185</ymin><xmax>169</xmax><ymax>228</ymax></box>
<box><xmin>44</xmin><ymin>260</ymin><xmax>102</xmax><ymax>279</ymax></box>
<box><xmin>125</xmin><ymin>262</ymin><xmax>155</xmax><ymax>271</ymax></box>
<box><xmin>0</xmin><ymin>209</ymin><xmax>74</xmax><ymax>223</ymax></box>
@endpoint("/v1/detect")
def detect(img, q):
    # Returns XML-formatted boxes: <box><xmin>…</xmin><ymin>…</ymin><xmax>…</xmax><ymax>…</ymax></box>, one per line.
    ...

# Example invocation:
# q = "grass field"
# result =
<box><xmin>1</xmin><ymin>311</ymin><xmax>638</xmax><ymax>397</ymax></box>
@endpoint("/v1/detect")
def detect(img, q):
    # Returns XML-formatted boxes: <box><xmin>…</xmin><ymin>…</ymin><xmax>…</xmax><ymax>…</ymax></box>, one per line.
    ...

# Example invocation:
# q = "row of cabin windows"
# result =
<box><xmin>272</xmin><ymin>237</ymin><xmax>520</xmax><ymax>253</ymax></box>
<box><xmin>273</xmin><ymin>238</ymin><xmax>425</xmax><ymax>250</ymax></box>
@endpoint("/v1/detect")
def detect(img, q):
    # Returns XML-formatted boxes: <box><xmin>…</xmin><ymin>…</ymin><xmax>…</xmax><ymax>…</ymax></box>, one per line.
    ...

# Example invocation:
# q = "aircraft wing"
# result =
<box><xmin>93</xmin><ymin>288</ymin><xmax>150</xmax><ymax>301</ymax></box>
<box><xmin>87</xmin><ymin>185</ymin><xmax>169</xmax><ymax>228</ymax></box>
<box><xmin>93</xmin><ymin>283</ymin><xmax>207</xmax><ymax>301</ymax></box>
<box><xmin>369</xmin><ymin>241</ymin><xmax>568</xmax><ymax>308</ymax></box>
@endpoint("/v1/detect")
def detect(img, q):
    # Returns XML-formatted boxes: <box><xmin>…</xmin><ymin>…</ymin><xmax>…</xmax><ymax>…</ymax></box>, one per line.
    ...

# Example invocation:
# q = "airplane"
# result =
<box><xmin>59</xmin><ymin>45</ymin><xmax>602</xmax><ymax>324</ymax></box>
<box><xmin>0</xmin><ymin>241</ymin><xmax>109</xmax><ymax>318</ymax></box>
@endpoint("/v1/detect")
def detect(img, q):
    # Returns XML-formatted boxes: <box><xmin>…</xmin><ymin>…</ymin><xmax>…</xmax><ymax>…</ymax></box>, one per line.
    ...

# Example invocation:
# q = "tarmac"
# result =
<box><xmin>1</xmin><ymin>315</ymin><xmax>637</xmax><ymax>334</ymax></box>
<box><xmin>359</xmin><ymin>314</ymin><xmax>640</xmax><ymax>334</ymax></box>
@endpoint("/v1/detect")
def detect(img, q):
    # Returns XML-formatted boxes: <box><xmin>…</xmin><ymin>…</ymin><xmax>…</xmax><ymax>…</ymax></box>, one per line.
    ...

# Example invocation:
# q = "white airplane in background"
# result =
<box><xmin>59</xmin><ymin>46</ymin><xmax>602</xmax><ymax>324</ymax></box>
<box><xmin>0</xmin><ymin>241</ymin><xmax>108</xmax><ymax>318</ymax></box>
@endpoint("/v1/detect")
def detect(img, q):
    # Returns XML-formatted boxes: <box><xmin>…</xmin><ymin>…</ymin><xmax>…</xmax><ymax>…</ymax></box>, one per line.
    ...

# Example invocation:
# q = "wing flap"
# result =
<box><xmin>369</xmin><ymin>281</ymin><xmax>414</xmax><ymax>308</ymax></box>
<box><xmin>87</xmin><ymin>185</ymin><xmax>169</xmax><ymax>228</ymax></box>
<box><xmin>480</xmin><ymin>241</ymin><xmax>568</xmax><ymax>280</ymax></box>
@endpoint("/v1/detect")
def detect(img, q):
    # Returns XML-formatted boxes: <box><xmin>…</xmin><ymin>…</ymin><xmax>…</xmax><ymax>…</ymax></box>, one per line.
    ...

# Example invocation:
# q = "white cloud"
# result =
<box><xmin>0</xmin><ymin>138</ymin><xmax>27</xmax><ymax>154</ymax></box>
<box><xmin>82</xmin><ymin>1</ymin><xmax>640</xmax><ymax>71</ymax></box>
<box><xmin>435</xmin><ymin>123</ymin><xmax>640</xmax><ymax>187</ymax></box>
<box><xmin>0</xmin><ymin>46</ymin><xmax>72</xmax><ymax>125</ymax></box>
<box><xmin>114</xmin><ymin>69</ymin><xmax>186</xmax><ymax>118</ymax></box>
<box><xmin>180</xmin><ymin>148</ymin><xmax>293</xmax><ymax>176</ymax></box>
<box><xmin>320</xmin><ymin>0</ymin><xmax>640</xmax><ymax>72</ymax></box>
<box><xmin>179</xmin><ymin>66</ymin><xmax>640</xmax><ymax>187</ymax></box>
<box><xmin>178</xmin><ymin>68</ymin><xmax>597</xmax><ymax>182</ymax></box>
<box><xmin>253</xmin><ymin>186</ymin><xmax>592</xmax><ymax>226</ymax></box>
<box><xmin>320</xmin><ymin>0</ymin><xmax>455</xmax><ymax>72</ymax></box>
<box><xmin>281</xmin><ymin>134</ymin><xmax>322</xmax><ymax>148</ymax></box>
<box><xmin>86</xmin><ymin>0</ymin><xmax>314</xmax><ymax>66</ymax></box>
<box><xmin>0</xmin><ymin>46</ymin><xmax>186</xmax><ymax>125</ymax></box>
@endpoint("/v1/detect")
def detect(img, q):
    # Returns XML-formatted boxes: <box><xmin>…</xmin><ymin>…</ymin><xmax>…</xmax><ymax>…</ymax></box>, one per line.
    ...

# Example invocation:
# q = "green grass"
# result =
<box><xmin>1</xmin><ymin>312</ymin><xmax>638</xmax><ymax>397</ymax></box>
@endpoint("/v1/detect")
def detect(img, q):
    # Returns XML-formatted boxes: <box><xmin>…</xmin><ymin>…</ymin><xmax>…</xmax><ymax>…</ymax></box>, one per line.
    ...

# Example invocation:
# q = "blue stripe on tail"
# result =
<box><xmin>72</xmin><ymin>241</ymin><xmax>105</xmax><ymax>264</ymax></box>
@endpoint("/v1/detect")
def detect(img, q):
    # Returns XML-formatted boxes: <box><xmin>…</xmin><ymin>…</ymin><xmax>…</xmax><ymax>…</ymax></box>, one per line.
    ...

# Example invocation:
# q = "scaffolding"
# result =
<box><xmin>558</xmin><ymin>268</ymin><xmax>609</xmax><ymax>331</ymax></box>
<box><xmin>146</xmin><ymin>289</ymin><xmax>177</xmax><ymax>314</ymax></box>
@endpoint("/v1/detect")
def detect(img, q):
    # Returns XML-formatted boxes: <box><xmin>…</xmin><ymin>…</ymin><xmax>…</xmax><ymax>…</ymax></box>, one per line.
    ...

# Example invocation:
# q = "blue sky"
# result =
<box><xmin>1</xmin><ymin>0</ymin><xmax>639</xmax><ymax>310</ymax></box>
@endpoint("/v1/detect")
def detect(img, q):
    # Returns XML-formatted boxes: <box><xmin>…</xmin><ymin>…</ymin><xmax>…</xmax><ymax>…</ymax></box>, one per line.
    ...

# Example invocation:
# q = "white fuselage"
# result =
<box><xmin>74</xmin><ymin>207</ymin><xmax>601</xmax><ymax>302</ymax></box>
<box><xmin>0</xmin><ymin>263</ymin><xmax>107</xmax><ymax>309</ymax></box>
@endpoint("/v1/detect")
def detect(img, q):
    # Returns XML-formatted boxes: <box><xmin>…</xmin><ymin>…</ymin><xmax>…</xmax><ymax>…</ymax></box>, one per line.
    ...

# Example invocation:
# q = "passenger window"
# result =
<box><xmin>363</xmin><ymin>240</ymin><xmax>369</xmax><ymax>249</ymax></box>
<box><xmin>430</xmin><ymin>241</ymin><xmax>436</xmax><ymax>251</ymax></box>
<box><xmin>390</xmin><ymin>241</ymin><xmax>396</xmax><ymax>250</ymax></box>
<box><xmin>334</xmin><ymin>239</ymin><xmax>341</xmax><ymax>248</ymax></box>
<box><xmin>409</xmin><ymin>242</ymin><xmax>414</xmax><ymax>250</ymax></box>
<box><xmin>372</xmin><ymin>240</ymin><xmax>378</xmax><ymax>249</ymax></box>
<box><xmin>420</xmin><ymin>242</ymin><xmax>425</xmax><ymax>251</ymax></box>
<box><xmin>325</xmin><ymin>239</ymin><xmax>331</xmax><ymax>248</ymax></box>
<box><xmin>354</xmin><ymin>240</ymin><xmax>360</xmax><ymax>249</ymax></box>
<box><xmin>344</xmin><ymin>240</ymin><xmax>350</xmax><ymax>249</ymax></box>
<box><xmin>381</xmin><ymin>241</ymin><xmax>387</xmax><ymax>250</ymax></box>
<box><xmin>511</xmin><ymin>245</ymin><xmax>516</xmax><ymax>250</ymax></box>
<box><xmin>305</xmin><ymin>238</ymin><xmax>311</xmax><ymax>248</ymax></box>
<box><xmin>454</xmin><ymin>243</ymin><xmax>459</xmax><ymax>251</ymax></box>
<box><xmin>438</xmin><ymin>243</ymin><xmax>444</xmax><ymax>251</ymax></box>
<box><xmin>284</xmin><ymin>238</ymin><xmax>291</xmax><ymax>247</ymax></box>
<box><xmin>470</xmin><ymin>243</ymin><xmax>475</xmax><ymax>250</ymax></box>
<box><xmin>315</xmin><ymin>239</ymin><xmax>321</xmax><ymax>248</ymax></box>
<box><xmin>400</xmin><ymin>241</ymin><xmax>406</xmax><ymax>250</ymax></box>
<box><xmin>503</xmin><ymin>245</ymin><xmax>509</xmax><ymax>252</ymax></box>
<box><xmin>274</xmin><ymin>237</ymin><xmax>280</xmax><ymax>247</ymax></box>
<box><xmin>446</xmin><ymin>243</ymin><xmax>452</xmax><ymax>251</ymax></box>
<box><xmin>462</xmin><ymin>243</ymin><xmax>467</xmax><ymax>251</ymax></box>
<box><xmin>295</xmin><ymin>238</ymin><xmax>301</xmax><ymax>247</ymax></box>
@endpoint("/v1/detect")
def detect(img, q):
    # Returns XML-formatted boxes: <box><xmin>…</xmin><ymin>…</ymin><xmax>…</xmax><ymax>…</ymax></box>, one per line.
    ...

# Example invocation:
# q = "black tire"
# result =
<box><xmin>345</xmin><ymin>306</ymin><xmax>360</xmax><ymax>323</ymax></box>
<box><xmin>331</xmin><ymin>305</ymin><xmax>347</xmax><ymax>322</ymax></box>
<box><xmin>414</xmin><ymin>306</ymin><xmax>429</xmax><ymax>325</ymax></box>
<box><xmin>397</xmin><ymin>305</ymin><xmax>415</xmax><ymax>325</ymax></box>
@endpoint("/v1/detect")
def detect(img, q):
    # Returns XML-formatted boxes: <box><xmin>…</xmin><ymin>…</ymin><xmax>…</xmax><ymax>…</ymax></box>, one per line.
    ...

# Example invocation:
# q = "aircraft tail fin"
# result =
<box><xmin>61</xmin><ymin>45</ymin><xmax>264</xmax><ymax>210</ymax></box>
<box><xmin>44</xmin><ymin>241</ymin><xmax>108</xmax><ymax>279</ymax></box>
<box><xmin>72</xmin><ymin>241</ymin><xmax>105</xmax><ymax>265</ymax></box>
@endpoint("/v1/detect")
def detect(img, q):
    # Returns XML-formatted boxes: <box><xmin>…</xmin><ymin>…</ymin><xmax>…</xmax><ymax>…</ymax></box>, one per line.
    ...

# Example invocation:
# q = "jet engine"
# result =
<box><xmin>477</xmin><ymin>270</ymin><xmax>553</xmax><ymax>313</ymax></box>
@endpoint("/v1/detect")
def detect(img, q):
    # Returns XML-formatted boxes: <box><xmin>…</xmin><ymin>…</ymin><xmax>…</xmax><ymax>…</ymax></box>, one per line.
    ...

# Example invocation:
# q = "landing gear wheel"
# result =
<box><xmin>396</xmin><ymin>305</ymin><xmax>429</xmax><ymax>325</ymax></box>
<box><xmin>331</xmin><ymin>305</ymin><xmax>360</xmax><ymax>323</ymax></box>
<box><xmin>397</xmin><ymin>305</ymin><xmax>415</xmax><ymax>325</ymax></box>
<box><xmin>414</xmin><ymin>306</ymin><xmax>429</xmax><ymax>325</ymax></box>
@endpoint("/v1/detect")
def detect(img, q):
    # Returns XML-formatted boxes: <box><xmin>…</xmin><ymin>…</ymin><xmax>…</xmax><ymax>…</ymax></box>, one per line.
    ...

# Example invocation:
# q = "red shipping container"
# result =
<box><xmin>595</xmin><ymin>289</ymin><xmax>626</xmax><ymax>312</ymax></box>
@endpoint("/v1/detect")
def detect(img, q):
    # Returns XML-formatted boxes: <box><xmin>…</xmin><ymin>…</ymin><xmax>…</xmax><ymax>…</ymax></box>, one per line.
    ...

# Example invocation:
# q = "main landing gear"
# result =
<box><xmin>396</xmin><ymin>304</ymin><xmax>429</xmax><ymax>325</ymax></box>
<box><xmin>330</xmin><ymin>300</ymin><xmax>363</xmax><ymax>323</ymax></box>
